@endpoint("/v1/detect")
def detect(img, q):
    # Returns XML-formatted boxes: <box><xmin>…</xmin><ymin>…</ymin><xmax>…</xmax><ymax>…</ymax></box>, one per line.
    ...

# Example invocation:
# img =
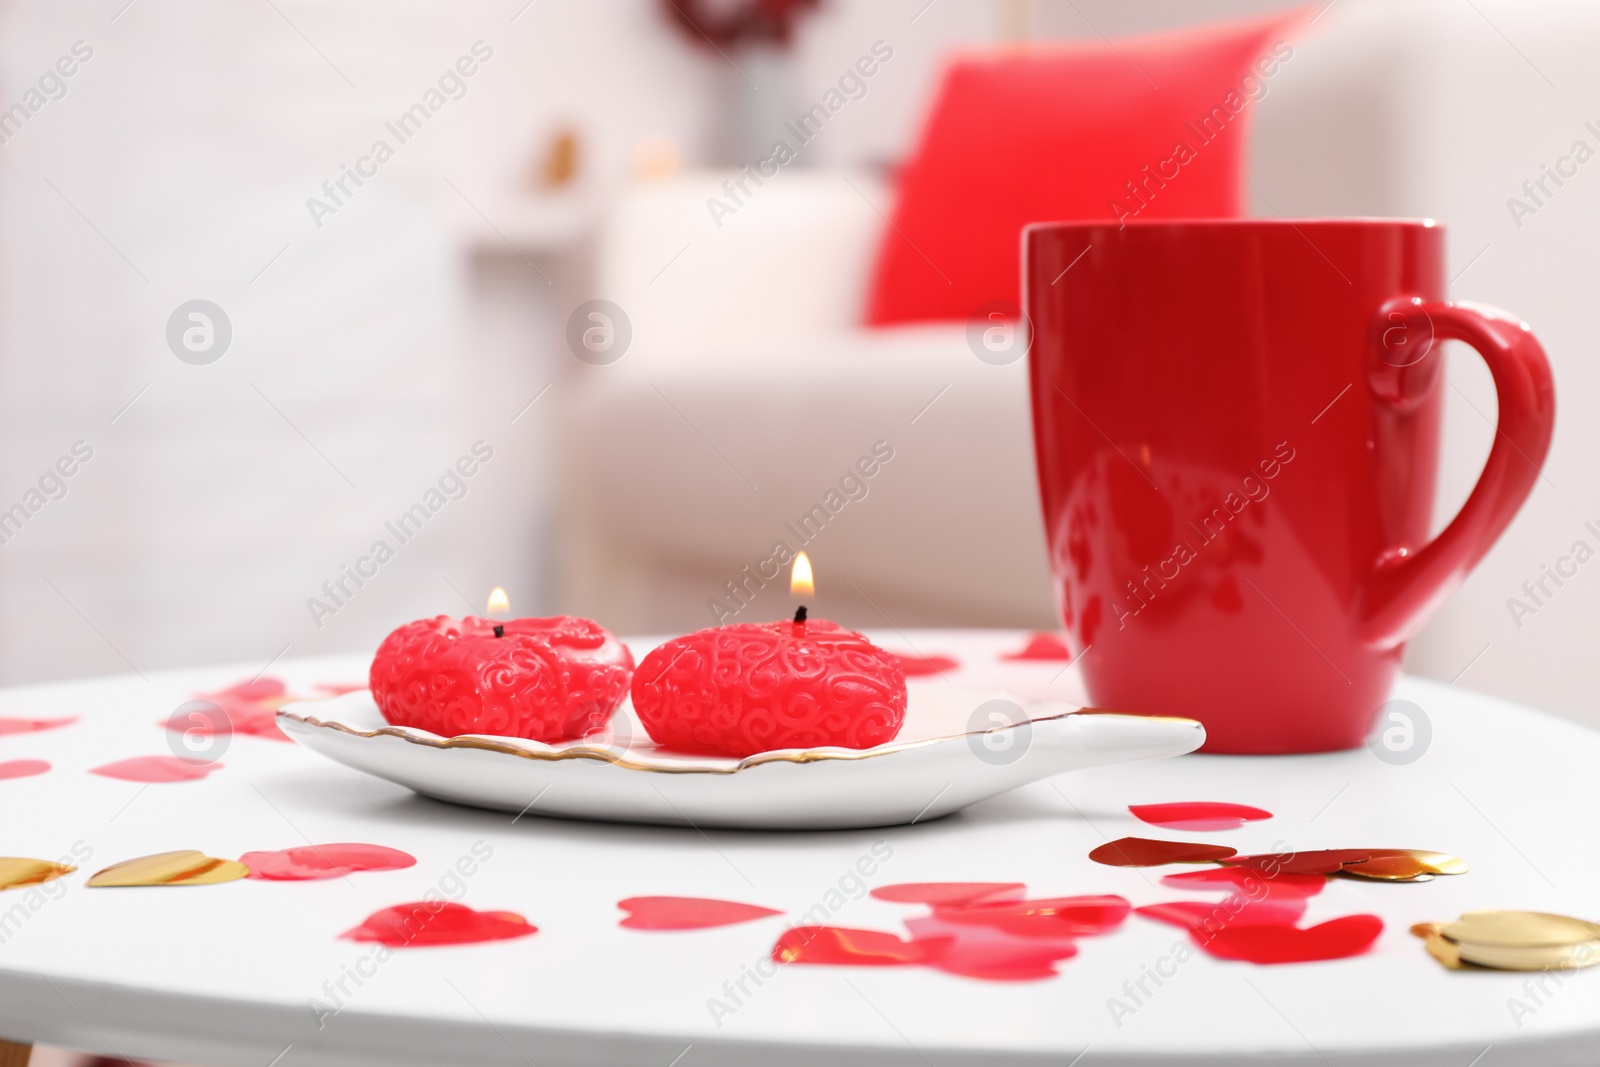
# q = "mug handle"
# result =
<box><xmin>1359</xmin><ymin>298</ymin><xmax>1556</xmax><ymax>649</ymax></box>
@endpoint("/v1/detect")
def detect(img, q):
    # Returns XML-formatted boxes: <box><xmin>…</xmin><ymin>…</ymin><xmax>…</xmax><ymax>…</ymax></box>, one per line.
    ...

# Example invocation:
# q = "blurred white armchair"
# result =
<box><xmin>560</xmin><ymin>0</ymin><xmax>1600</xmax><ymax>724</ymax></box>
<box><xmin>559</xmin><ymin>169</ymin><xmax>1051</xmax><ymax>636</ymax></box>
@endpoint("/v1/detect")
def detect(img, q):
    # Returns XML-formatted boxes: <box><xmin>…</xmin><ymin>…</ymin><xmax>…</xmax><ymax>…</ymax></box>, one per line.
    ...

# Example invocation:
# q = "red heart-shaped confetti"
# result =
<box><xmin>1223</xmin><ymin>849</ymin><xmax>1380</xmax><ymax>876</ymax></box>
<box><xmin>1198</xmin><ymin>914</ymin><xmax>1383</xmax><ymax>964</ymax></box>
<box><xmin>932</xmin><ymin>895</ymin><xmax>1130</xmax><ymax>938</ymax></box>
<box><xmin>241</xmin><ymin>844</ymin><xmax>416</xmax><ymax>881</ymax></box>
<box><xmin>1136</xmin><ymin>898</ymin><xmax>1309</xmax><ymax>933</ymax></box>
<box><xmin>1001</xmin><ymin>633</ymin><xmax>1074</xmax><ymax>660</ymax></box>
<box><xmin>90</xmin><ymin>756</ymin><xmax>222</xmax><ymax>783</ymax></box>
<box><xmin>1089</xmin><ymin>838</ymin><xmax>1237</xmax><ymax>867</ymax></box>
<box><xmin>773</xmin><ymin>926</ymin><xmax>940</xmax><ymax>966</ymax></box>
<box><xmin>1129</xmin><ymin>802</ymin><xmax>1273</xmax><ymax>832</ymax></box>
<box><xmin>889</xmin><ymin>653</ymin><xmax>959</xmax><ymax>677</ymax></box>
<box><xmin>904</xmin><ymin>915</ymin><xmax>1077</xmax><ymax>981</ymax></box>
<box><xmin>0</xmin><ymin>716</ymin><xmax>76</xmax><ymax>735</ymax></box>
<box><xmin>870</xmin><ymin>882</ymin><xmax>1026</xmax><ymax>908</ymax></box>
<box><xmin>0</xmin><ymin>759</ymin><xmax>49</xmax><ymax>780</ymax></box>
<box><xmin>778</xmin><ymin>882</ymin><xmax>1128</xmax><ymax>982</ymax></box>
<box><xmin>1161</xmin><ymin>866</ymin><xmax>1326</xmax><ymax>898</ymax></box>
<box><xmin>161</xmin><ymin>706</ymin><xmax>285</xmax><ymax>742</ymax></box>
<box><xmin>618</xmin><ymin>896</ymin><xmax>782</xmax><ymax>930</ymax></box>
<box><xmin>342</xmin><ymin>901</ymin><xmax>536</xmax><ymax>947</ymax></box>
<box><xmin>164</xmin><ymin>678</ymin><xmax>293</xmax><ymax>742</ymax></box>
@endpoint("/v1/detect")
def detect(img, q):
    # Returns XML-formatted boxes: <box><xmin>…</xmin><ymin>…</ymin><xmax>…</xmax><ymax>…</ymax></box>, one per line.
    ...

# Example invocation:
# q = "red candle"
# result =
<box><xmin>370</xmin><ymin>614</ymin><xmax>633</xmax><ymax>742</ymax></box>
<box><xmin>631</xmin><ymin>607</ymin><xmax>908</xmax><ymax>758</ymax></box>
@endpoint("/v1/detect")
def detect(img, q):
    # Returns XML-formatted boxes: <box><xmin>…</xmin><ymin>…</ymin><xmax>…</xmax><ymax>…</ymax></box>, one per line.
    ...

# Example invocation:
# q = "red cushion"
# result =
<box><xmin>865</xmin><ymin>13</ymin><xmax>1302</xmax><ymax>326</ymax></box>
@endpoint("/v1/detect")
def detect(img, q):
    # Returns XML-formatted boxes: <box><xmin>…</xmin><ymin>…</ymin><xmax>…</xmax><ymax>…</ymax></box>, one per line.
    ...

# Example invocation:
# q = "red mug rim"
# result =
<box><xmin>1025</xmin><ymin>217</ymin><xmax>1441</xmax><ymax>236</ymax></box>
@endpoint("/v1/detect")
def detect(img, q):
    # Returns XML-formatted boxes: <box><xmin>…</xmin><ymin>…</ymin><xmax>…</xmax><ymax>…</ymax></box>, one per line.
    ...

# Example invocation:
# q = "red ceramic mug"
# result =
<box><xmin>1024</xmin><ymin>219</ymin><xmax>1555</xmax><ymax>754</ymax></box>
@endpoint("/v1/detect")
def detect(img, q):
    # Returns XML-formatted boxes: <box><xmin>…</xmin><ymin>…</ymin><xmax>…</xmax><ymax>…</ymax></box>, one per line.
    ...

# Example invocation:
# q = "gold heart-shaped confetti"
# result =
<box><xmin>1442</xmin><ymin>909</ymin><xmax>1600</xmax><ymax>948</ymax></box>
<box><xmin>1413</xmin><ymin>911</ymin><xmax>1600</xmax><ymax>971</ymax></box>
<box><xmin>87</xmin><ymin>850</ymin><xmax>249</xmax><ymax>887</ymax></box>
<box><xmin>1223</xmin><ymin>847</ymin><xmax>1466</xmax><ymax>881</ymax></box>
<box><xmin>1338</xmin><ymin>849</ymin><xmax>1468</xmax><ymax>882</ymax></box>
<box><xmin>0</xmin><ymin>857</ymin><xmax>76</xmax><ymax>892</ymax></box>
<box><xmin>1410</xmin><ymin>922</ymin><xmax>1467</xmax><ymax>969</ymax></box>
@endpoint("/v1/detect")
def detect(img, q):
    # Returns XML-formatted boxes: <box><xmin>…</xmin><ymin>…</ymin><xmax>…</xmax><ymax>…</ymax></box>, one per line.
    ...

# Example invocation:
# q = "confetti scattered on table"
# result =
<box><xmin>87</xmin><ymin>850</ymin><xmax>249</xmax><ymax>887</ymax></box>
<box><xmin>1134</xmin><ymin>843</ymin><xmax>1386</xmax><ymax>964</ymax></box>
<box><xmin>774</xmin><ymin>925</ymin><xmax>935</xmax><ymax>967</ymax></box>
<box><xmin>1107</xmin><ymin>839</ymin><xmax>1435</xmax><ymax>965</ymax></box>
<box><xmin>1161</xmin><ymin>866</ymin><xmax>1326</xmax><ymax>898</ymax></box>
<box><xmin>1129</xmin><ymin>801</ymin><xmax>1272</xmax><ymax>832</ymax></box>
<box><xmin>1138</xmin><ymin>894</ymin><xmax>1311</xmax><ymax>929</ymax></box>
<box><xmin>927</xmin><ymin>894</ymin><xmax>1130</xmax><ymax>938</ymax></box>
<box><xmin>888</xmin><ymin>653</ymin><xmax>959</xmax><ymax>677</ymax></box>
<box><xmin>618</xmin><ymin>896</ymin><xmax>783</xmax><ymax>930</ymax></box>
<box><xmin>1000</xmin><ymin>633</ymin><xmax>1074</xmax><ymax>661</ymax></box>
<box><xmin>0</xmin><ymin>759</ymin><xmax>50</xmax><ymax>779</ymax></box>
<box><xmin>1224</xmin><ymin>848</ymin><xmax>1466</xmax><ymax>883</ymax></box>
<box><xmin>904</xmin><ymin>913</ymin><xmax>1079</xmax><ymax>980</ymax></box>
<box><xmin>89</xmin><ymin>756</ymin><xmax>223</xmax><ymax>783</ymax></box>
<box><xmin>0</xmin><ymin>857</ymin><xmax>76</xmax><ymax>892</ymax></box>
<box><xmin>164</xmin><ymin>677</ymin><xmax>294</xmax><ymax>742</ymax></box>
<box><xmin>1089</xmin><ymin>837</ymin><xmax>1238</xmax><ymax>867</ymax></box>
<box><xmin>1338</xmin><ymin>851</ymin><xmax>1468</xmax><ymax>882</ymax></box>
<box><xmin>240</xmin><ymin>843</ymin><xmax>416</xmax><ymax>881</ymax></box>
<box><xmin>0</xmin><ymin>715</ymin><xmax>77</xmax><ymax>735</ymax></box>
<box><xmin>775</xmin><ymin>883</ymin><xmax>1127</xmax><ymax>982</ymax></box>
<box><xmin>342</xmin><ymin>901</ymin><xmax>537</xmax><ymax>947</ymax></box>
<box><xmin>1219</xmin><ymin>848</ymin><xmax>1383</xmax><ymax>876</ymax></box>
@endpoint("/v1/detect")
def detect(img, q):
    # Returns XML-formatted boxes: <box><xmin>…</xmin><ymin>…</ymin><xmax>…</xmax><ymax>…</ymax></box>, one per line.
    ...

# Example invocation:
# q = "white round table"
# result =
<box><xmin>0</xmin><ymin>629</ymin><xmax>1596</xmax><ymax>1067</ymax></box>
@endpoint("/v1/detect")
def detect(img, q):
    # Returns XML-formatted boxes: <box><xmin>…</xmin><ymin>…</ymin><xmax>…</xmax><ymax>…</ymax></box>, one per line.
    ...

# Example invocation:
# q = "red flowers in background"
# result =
<box><xmin>661</xmin><ymin>0</ymin><xmax>820</xmax><ymax>49</ymax></box>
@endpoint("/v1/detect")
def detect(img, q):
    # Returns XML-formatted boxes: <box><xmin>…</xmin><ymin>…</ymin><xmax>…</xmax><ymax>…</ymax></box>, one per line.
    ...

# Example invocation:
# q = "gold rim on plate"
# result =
<box><xmin>277</xmin><ymin>704</ymin><xmax>1199</xmax><ymax>776</ymax></box>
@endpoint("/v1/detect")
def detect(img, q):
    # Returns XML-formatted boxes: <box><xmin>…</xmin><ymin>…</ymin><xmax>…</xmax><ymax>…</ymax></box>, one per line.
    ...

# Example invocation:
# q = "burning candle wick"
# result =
<box><xmin>493</xmin><ymin>625</ymin><xmax>505</xmax><ymax>638</ymax></box>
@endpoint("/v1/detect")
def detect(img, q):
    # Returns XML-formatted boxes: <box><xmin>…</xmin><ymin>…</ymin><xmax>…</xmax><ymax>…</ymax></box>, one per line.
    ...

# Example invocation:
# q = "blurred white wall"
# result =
<box><xmin>1248</xmin><ymin>0</ymin><xmax>1600</xmax><ymax>720</ymax></box>
<box><xmin>0</xmin><ymin>0</ymin><xmax>718</xmax><ymax>683</ymax></box>
<box><xmin>786</xmin><ymin>0</ymin><xmax>1309</xmax><ymax>169</ymax></box>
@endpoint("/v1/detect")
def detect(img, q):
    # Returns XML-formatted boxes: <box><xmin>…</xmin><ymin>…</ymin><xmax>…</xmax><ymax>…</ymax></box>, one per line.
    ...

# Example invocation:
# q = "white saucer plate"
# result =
<box><xmin>278</xmin><ymin>683</ymin><xmax>1203</xmax><ymax>830</ymax></box>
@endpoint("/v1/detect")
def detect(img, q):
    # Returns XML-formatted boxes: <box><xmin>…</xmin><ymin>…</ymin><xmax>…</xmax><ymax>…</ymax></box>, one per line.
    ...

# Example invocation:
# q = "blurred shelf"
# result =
<box><xmin>446</xmin><ymin>186</ymin><xmax>604</xmax><ymax>258</ymax></box>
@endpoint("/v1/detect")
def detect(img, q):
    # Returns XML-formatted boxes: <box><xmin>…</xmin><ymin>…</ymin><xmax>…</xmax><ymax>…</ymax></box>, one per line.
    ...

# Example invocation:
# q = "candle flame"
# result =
<box><xmin>790</xmin><ymin>553</ymin><xmax>814</xmax><ymax>598</ymax></box>
<box><xmin>486</xmin><ymin>587</ymin><xmax>510</xmax><ymax>618</ymax></box>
